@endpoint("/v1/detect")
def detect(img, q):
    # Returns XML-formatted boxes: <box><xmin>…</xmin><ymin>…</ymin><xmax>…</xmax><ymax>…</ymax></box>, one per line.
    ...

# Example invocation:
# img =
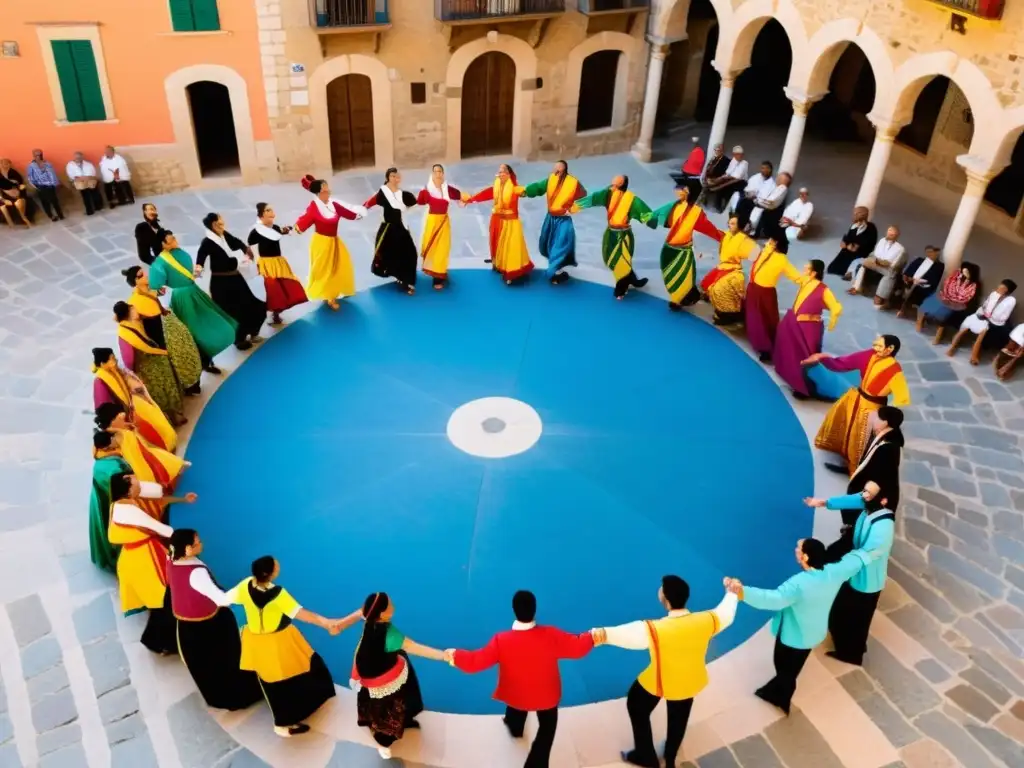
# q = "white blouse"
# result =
<box><xmin>597</xmin><ymin>593</ymin><xmax>738</xmax><ymax>651</ymax></box>
<box><xmin>979</xmin><ymin>291</ymin><xmax>1016</xmax><ymax>326</ymax></box>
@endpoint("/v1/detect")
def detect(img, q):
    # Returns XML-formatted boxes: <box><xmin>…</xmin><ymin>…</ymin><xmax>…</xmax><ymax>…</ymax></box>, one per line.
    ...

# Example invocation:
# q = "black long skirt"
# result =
<box><xmin>140</xmin><ymin>591</ymin><xmax>177</xmax><ymax>655</ymax></box>
<box><xmin>209</xmin><ymin>273</ymin><xmax>266</xmax><ymax>339</ymax></box>
<box><xmin>178</xmin><ymin>608</ymin><xmax>262</xmax><ymax>710</ymax></box>
<box><xmin>828</xmin><ymin>582</ymin><xmax>881</xmax><ymax>664</ymax></box>
<box><xmin>262</xmin><ymin>653</ymin><xmax>336</xmax><ymax>727</ymax></box>
<box><xmin>371</xmin><ymin>224</ymin><xmax>418</xmax><ymax>288</ymax></box>
<box><xmin>356</xmin><ymin>652</ymin><xmax>424</xmax><ymax>746</ymax></box>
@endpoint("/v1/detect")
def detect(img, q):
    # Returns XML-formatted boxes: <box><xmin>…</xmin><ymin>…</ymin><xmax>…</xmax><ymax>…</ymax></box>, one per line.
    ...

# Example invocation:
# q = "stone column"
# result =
<box><xmin>707</xmin><ymin>72</ymin><xmax>738</xmax><ymax>156</ymax></box>
<box><xmin>855</xmin><ymin>123</ymin><xmax>900</xmax><ymax>213</ymax></box>
<box><xmin>632</xmin><ymin>44</ymin><xmax>670</xmax><ymax>163</ymax></box>
<box><xmin>941</xmin><ymin>169</ymin><xmax>991</xmax><ymax>275</ymax></box>
<box><xmin>779</xmin><ymin>99</ymin><xmax>811</xmax><ymax>176</ymax></box>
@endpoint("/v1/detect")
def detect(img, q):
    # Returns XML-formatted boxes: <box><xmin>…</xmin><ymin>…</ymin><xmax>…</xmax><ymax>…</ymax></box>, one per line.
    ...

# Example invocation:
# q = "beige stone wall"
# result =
<box><xmin>119</xmin><ymin>144</ymin><xmax>190</xmax><ymax>197</ymax></box>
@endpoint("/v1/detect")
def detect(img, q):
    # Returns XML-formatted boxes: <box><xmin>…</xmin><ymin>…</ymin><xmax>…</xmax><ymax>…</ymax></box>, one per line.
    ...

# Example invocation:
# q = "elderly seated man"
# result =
<box><xmin>847</xmin><ymin>225</ymin><xmax>907</xmax><ymax>305</ymax></box>
<box><xmin>779</xmin><ymin>187</ymin><xmax>813</xmax><ymax>242</ymax></box>
<box><xmin>738</xmin><ymin>171</ymin><xmax>790</xmax><ymax>238</ymax></box>
<box><xmin>728</xmin><ymin>161</ymin><xmax>775</xmax><ymax>221</ymax></box>
<box><xmin>66</xmin><ymin>151</ymin><xmax>103</xmax><ymax>216</ymax></box>
<box><xmin>948</xmin><ymin>279</ymin><xmax>1017</xmax><ymax>365</ymax></box>
<box><xmin>704</xmin><ymin>145</ymin><xmax>748</xmax><ymax>213</ymax></box>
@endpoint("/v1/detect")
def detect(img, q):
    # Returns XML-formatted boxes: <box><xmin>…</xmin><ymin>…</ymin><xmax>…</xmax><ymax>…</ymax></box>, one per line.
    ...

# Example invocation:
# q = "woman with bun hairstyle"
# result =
<box><xmin>122</xmin><ymin>265</ymin><xmax>202</xmax><ymax>394</ymax></box>
<box><xmin>247</xmin><ymin>202</ymin><xmax>308</xmax><ymax>325</ymax></box>
<box><xmin>166</xmin><ymin>529</ymin><xmax>262</xmax><ymax>711</ymax></box>
<box><xmin>294</xmin><ymin>176</ymin><xmax>366</xmax><ymax>310</ymax></box>
<box><xmin>112</xmin><ymin>301</ymin><xmax>186</xmax><ymax>426</ymax></box>
<box><xmin>351</xmin><ymin>591</ymin><xmax>450</xmax><ymax>759</ymax></box>
<box><xmin>92</xmin><ymin>346</ymin><xmax>178</xmax><ymax>452</ymax></box>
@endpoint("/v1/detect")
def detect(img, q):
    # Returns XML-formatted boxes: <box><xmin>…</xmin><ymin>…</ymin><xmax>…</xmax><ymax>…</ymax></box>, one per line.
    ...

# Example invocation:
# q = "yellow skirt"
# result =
<box><xmin>814</xmin><ymin>388</ymin><xmax>878</xmax><ymax>471</ymax></box>
<box><xmin>258</xmin><ymin>255</ymin><xmax>299</xmax><ymax>281</ymax></box>
<box><xmin>421</xmin><ymin>213</ymin><xmax>451</xmax><ymax>279</ymax></box>
<box><xmin>492</xmin><ymin>217</ymin><xmax>533</xmax><ymax>281</ymax></box>
<box><xmin>114</xmin><ymin>541</ymin><xmax>167</xmax><ymax>613</ymax></box>
<box><xmin>120</xmin><ymin>429</ymin><xmax>185</xmax><ymax>487</ymax></box>
<box><xmin>307</xmin><ymin>233</ymin><xmax>355</xmax><ymax>301</ymax></box>
<box><xmin>240</xmin><ymin>624</ymin><xmax>314</xmax><ymax>683</ymax></box>
<box><xmin>133</xmin><ymin>395</ymin><xmax>177</xmax><ymax>453</ymax></box>
<box><xmin>707</xmin><ymin>270</ymin><xmax>745</xmax><ymax>315</ymax></box>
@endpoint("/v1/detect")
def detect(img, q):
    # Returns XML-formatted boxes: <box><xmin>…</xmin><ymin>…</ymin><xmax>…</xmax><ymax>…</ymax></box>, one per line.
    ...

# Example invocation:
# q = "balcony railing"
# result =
<box><xmin>578</xmin><ymin>0</ymin><xmax>650</xmax><ymax>13</ymax></box>
<box><xmin>434</xmin><ymin>0</ymin><xmax>566</xmax><ymax>23</ymax></box>
<box><xmin>926</xmin><ymin>0</ymin><xmax>1003</xmax><ymax>18</ymax></box>
<box><xmin>312</xmin><ymin>0</ymin><xmax>389</xmax><ymax>29</ymax></box>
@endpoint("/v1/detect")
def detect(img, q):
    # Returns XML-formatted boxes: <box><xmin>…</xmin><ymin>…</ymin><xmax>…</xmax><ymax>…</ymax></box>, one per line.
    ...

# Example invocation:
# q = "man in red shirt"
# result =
<box><xmin>448</xmin><ymin>590</ymin><xmax>596</xmax><ymax>768</ymax></box>
<box><xmin>680</xmin><ymin>136</ymin><xmax>706</xmax><ymax>178</ymax></box>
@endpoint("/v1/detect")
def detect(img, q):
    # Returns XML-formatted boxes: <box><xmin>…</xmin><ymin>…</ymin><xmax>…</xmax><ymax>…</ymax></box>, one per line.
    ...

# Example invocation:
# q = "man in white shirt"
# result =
<box><xmin>99</xmin><ymin>145</ymin><xmax>135</xmax><ymax>208</ymax></box>
<box><xmin>705</xmin><ymin>145</ymin><xmax>749</xmax><ymax>213</ymax></box>
<box><xmin>66</xmin><ymin>151</ymin><xmax>103</xmax><ymax>215</ymax></box>
<box><xmin>779</xmin><ymin>187</ymin><xmax>813</xmax><ymax>241</ymax></box>
<box><xmin>728</xmin><ymin>161</ymin><xmax>774</xmax><ymax>219</ymax></box>
<box><xmin>948</xmin><ymin>278</ymin><xmax>1018</xmax><ymax>364</ymax></box>
<box><xmin>848</xmin><ymin>225</ymin><xmax>907</xmax><ymax>305</ymax></box>
<box><xmin>744</xmin><ymin>171</ymin><xmax>791</xmax><ymax>237</ymax></box>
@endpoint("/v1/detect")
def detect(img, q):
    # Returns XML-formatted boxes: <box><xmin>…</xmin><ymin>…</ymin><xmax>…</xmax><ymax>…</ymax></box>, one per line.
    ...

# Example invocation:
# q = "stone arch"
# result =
<box><xmin>791</xmin><ymin>18</ymin><xmax>893</xmax><ymax>112</ymax></box>
<box><xmin>713</xmin><ymin>0</ymin><xmax>807</xmax><ymax>76</ymax></box>
<box><xmin>309</xmin><ymin>54</ymin><xmax>394</xmax><ymax>176</ymax></box>
<box><xmin>563</xmin><ymin>31</ymin><xmax>643</xmax><ymax>133</ymax></box>
<box><xmin>887</xmin><ymin>53</ymin><xmax>1001</xmax><ymax>156</ymax></box>
<box><xmin>445</xmin><ymin>33</ymin><xmax>538</xmax><ymax>162</ymax></box>
<box><xmin>651</xmin><ymin>0</ymin><xmax>731</xmax><ymax>42</ymax></box>
<box><xmin>164</xmin><ymin>64</ymin><xmax>260</xmax><ymax>187</ymax></box>
<box><xmin>991</xmin><ymin>112</ymin><xmax>1024</xmax><ymax>175</ymax></box>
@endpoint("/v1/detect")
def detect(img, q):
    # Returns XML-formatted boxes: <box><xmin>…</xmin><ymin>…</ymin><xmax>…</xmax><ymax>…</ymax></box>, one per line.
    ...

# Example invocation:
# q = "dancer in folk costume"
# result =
<box><xmin>294</xmin><ymin>176</ymin><xmax>366</xmax><ymax>310</ymax></box>
<box><xmin>773</xmin><ymin>259</ymin><xmax>842</xmax><ymax>398</ymax></box>
<box><xmin>745</xmin><ymin>229</ymin><xmax>803</xmax><ymax>362</ymax></box>
<box><xmin>700</xmin><ymin>215</ymin><xmax>756</xmax><ymax>325</ymax></box>
<box><xmin>464</xmin><ymin>163</ymin><xmax>535</xmax><ymax>285</ymax></box>
<box><xmin>416</xmin><ymin>164</ymin><xmax>466</xmax><ymax>289</ymax></box>
<box><xmin>364</xmin><ymin>168</ymin><xmax>420</xmax><ymax>294</ymax></box>
<box><xmin>248</xmin><ymin>203</ymin><xmax>308</xmax><ymax>325</ymax></box>
<box><xmin>521</xmin><ymin>160</ymin><xmax>587</xmax><ymax>284</ymax></box>
<box><xmin>647</xmin><ymin>178</ymin><xmax>722</xmax><ymax>311</ymax></box>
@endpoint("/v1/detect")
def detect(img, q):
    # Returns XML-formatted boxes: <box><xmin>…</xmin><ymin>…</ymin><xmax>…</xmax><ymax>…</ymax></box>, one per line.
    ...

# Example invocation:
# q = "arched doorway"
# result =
<box><xmin>327</xmin><ymin>74</ymin><xmax>375</xmax><ymax>171</ymax></box>
<box><xmin>893</xmin><ymin>77</ymin><xmax>975</xmax><ymax>192</ymax></box>
<box><xmin>186</xmin><ymin>81</ymin><xmax>240</xmax><ymax>177</ymax></box>
<box><xmin>461</xmin><ymin>52</ymin><xmax>515</xmax><ymax>158</ymax></box>
<box><xmin>728</xmin><ymin>20</ymin><xmax>793</xmax><ymax>127</ymax></box>
<box><xmin>806</xmin><ymin>44</ymin><xmax>877</xmax><ymax>143</ymax></box>
<box><xmin>577</xmin><ymin>50</ymin><xmax>621</xmax><ymax>132</ymax></box>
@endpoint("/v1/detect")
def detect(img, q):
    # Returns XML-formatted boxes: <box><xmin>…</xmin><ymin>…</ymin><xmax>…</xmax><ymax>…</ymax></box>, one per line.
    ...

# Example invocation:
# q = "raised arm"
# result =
<box><xmin>597</xmin><ymin>620</ymin><xmax>650</xmax><ymax>651</ymax></box>
<box><xmin>888</xmin><ymin>371</ymin><xmax>911</xmax><ymax>407</ymax></box>
<box><xmin>521</xmin><ymin>178</ymin><xmax>549</xmax><ymax>199</ymax></box>
<box><xmin>554</xmin><ymin>629</ymin><xmax>595</xmax><ymax>660</ymax></box>
<box><xmin>224</xmin><ymin>231</ymin><xmax>249</xmax><ymax>254</ymax></box>
<box><xmin>827</xmin><ymin>550</ymin><xmax>870</xmax><ymax>581</ymax></box>
<box><xmin>711</xmin><ymin>591</ymin><xmax>739</xmax><ymax>634</ymax></box>
<box><xmin>334</xmin><ymin>201</ymin><xmax>362</xmax><ymax>220</ymax></box>
<box><xmin>646</xmin><ymin>200</ymin><xmax>676</xmax><ymax>229</ymax></box>
<box><xmin>694</xmin><ymin>209</ymin><xmax>723</xmax><ymax>242</ymax></box>
<box><xmin>780</xmin><ymin>257</ymin><xmax>804</xmax><ymax>286</ymax></box>
<box><xmin>823</xmin><ymin>287</ymin><xmax>843</xmax><ymax>331</ymax></box>
<box><xmin>294</xmin><ymin>203</ymin><xmax>317</xmax><ymax>234</ymax></box>
<box><xmin>740</xmin><ymin>574</ymin><xmax>802</xmax><ymax>612</ymax></box>
<box><xmin>452</xmin><ymin>636</ymin><xmax>500</xmax><ymax>673</ymax></box>
<box><xmin>819</xmin><ymin>348</ymin><xmax>874</xmax><ymax>373</ymax></box>
<box><xmin>573</xmin><ymin>186</ymin><xmax>610</xmax><ymax>212</ymax></box>
<box><xmin>825</xmin><ymin>493</ymin><xmax>866</xmax><ymax>510</ymax></box>
<box><xmin>465</xmin><ymin>186</ymin><xmax>495</xmax><ymax>204</ymax></box>
<box><xmin>628</xmin><ymin>195</ymin><xmax>654</xmax><ymax>225</ymax></box>
<box><xmin>111</xmin><ymin>502</ymin><xmax>173</xmax><ymax>538</ymax></box>
<box><xmin>402</xmin><ymin>636</ymin><xmax>448</xmax><ymax>662</ymax></box>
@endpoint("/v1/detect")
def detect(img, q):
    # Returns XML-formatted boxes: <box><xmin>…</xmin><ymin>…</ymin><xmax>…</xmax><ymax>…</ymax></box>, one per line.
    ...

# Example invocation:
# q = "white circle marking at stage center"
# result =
<box><xmin>446</xmin><ymin>397</ymin><xmax>543</xmax><ymax>458</ymax></box>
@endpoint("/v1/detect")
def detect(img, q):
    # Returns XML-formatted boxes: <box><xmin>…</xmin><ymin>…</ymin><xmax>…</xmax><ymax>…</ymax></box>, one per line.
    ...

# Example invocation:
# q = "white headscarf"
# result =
<box><xmin>378</xmin><ymin>184</ymin><xmax>405</xmax><ymax>211</ymax></box>
<box><xmin>202</xmin><ymin>229</ymin><xmax>236</xmax><ymax>258</ymax></box>
<box><xmin>425</xmin><ymin>174</ymin><xmax>449</xmax><ymax>202</ymax></box>
<box><xmin>252</xmin><ymin>221</ymin><xmax>281</xmax><ymax>241</ymax></box>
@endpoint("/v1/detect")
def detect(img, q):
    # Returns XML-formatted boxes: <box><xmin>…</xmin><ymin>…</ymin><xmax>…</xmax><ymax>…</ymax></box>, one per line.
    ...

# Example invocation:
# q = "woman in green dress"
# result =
<box><xmin>113</xmin><ymin>301</ymin><xmax>186</xmax><ymax>427</ymax></box>
<box><xmin>122</xmin><ymin>265</ymin><xmax>203</xmax><ymax>392</ymax></box>
<box><xmin>146</xmin><ymin>229</ymin><xmax>236</xmax><ymax>373</ymax></box>
<box><xmin>89</xmin><ymin>430</ymin><xmax>128</xmax><ymax>572</ymax></box>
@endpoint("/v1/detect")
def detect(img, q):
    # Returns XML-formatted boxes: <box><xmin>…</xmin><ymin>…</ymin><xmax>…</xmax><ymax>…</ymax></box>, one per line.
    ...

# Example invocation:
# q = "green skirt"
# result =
<box><xmin>660</xmin><ymin>243</ymin><xmax>699</xmax><ymax>306</ymax></box>
<box><xmin>601</xmin><ymin>228</ymin><xmax>635</xmax><ymax>282</ymax></box>
<box><xmin>136</xmin><ymin>351</ymin><xmax>184</xmax><ymax>421</ymax></box>
<box><xmin>169</xmin><ymin>284</ymin><xmax>237</xmax><ymax>359</ymax></box>
<box><xmin>163</xmin><ymin>312</ymin><xmax>202</xmax><ymax>390</ymax></box>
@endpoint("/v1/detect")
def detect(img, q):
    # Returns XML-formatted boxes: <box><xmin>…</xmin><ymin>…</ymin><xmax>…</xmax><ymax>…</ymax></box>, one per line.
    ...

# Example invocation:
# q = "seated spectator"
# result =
<box><xmin>0</xmin><ymin>158</ymin><xmax>32</xmax><ymax>226</ymax></box>
<box><xmin>27</xmin><ymin>149</ymin><xmax>64</xmax><ymax>222</ymax></box>
<box><xmin>698</xmin><ymin>143</ymin><xmax>729</xmax><ymax>193</ymax></box>
<box><xmin>704</xmin><ymin>146</ymin><xmax>748</xmax><ymax>213</ymax></box>
<box><xmin>679</xmin><ymin>136</ymin><xmax>705</xmax><ymax>178</ymax></box>
<box><xmin>848</xmin><ymin>226</ymin><xmax>906</xmax><ymax>304</ymax></box>
<box><xmin>779</xmin><ymin>187</ymin><xmax>813</xmax><ymax>242</ymax></box>
<box><xmin>826</xmin><ymin>207</ymin><xmax>877</xmax><ymax>277</ymax></box>
<box><xmin>994</xmin><ymin>323</ymin><xmax>1024</xmax><ymax>381</ymax></box>
<box><xmin>893</xmin><ymin>246</ymin><xmax>944</xmax><ymax>317</ymax></box>
<box><xmin>66</xmin><ymin>151</ymin><xmax>103</xmax><ymax>216</ymax></box>
<box><xmin>948</xmin><ymin>279</ymin><xmax>1017</xmax><ymax>364</ymax></box>
<box><xmin>916</xmin><ymin>262</ymin><xmax>980</xmax><ymax>344</ymax></box>
<box><xmin>744</xmin><ymin>172</ymin><xmax>791</xmax><ymax>238</ymax></box>
<box><xmin>729</xmin><ymin>161</ymin><xmax>775</xmax><ymax>220</ymax></box>
<box><xmin>100</xmin><ymin>146</ymin><xmax>135</xmax><ymax>208</ymax></box>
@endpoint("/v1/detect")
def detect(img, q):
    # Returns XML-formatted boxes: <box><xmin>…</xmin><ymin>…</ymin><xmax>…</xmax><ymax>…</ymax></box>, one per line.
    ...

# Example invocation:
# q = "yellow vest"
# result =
<box><xmin>637</xmin><ymin>612</ymin><xmax>718</xmax><ymax>701</ymax></box>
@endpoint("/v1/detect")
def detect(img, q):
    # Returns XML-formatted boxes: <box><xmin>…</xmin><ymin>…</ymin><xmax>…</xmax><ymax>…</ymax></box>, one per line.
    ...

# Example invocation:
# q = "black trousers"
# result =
<box><xmin>614</xmin><ymin>270</ymin><xmax>645</xmax><ymax>298</ymax></box>
<box><xmin>504</xmin><ymin>706</ymin><xmax>558</xmax><ymax>768</ymax></box>
<box><xmin>36</xmin><ymin>186</ymin><xmax>63</xmax><ymax>219</ymax></box>
<box><xmin>754</xmin><ymin>205</ymin><xmax>785</xmax><ymax>239</ymax></box>
<box><xmin>707</xmin><ymin>179</ymin><xmax>745</xmax><ymax>212</ymax></box>
<box><xmin>624</xmin><ymin>680</ymin><xmax>694</xmax><ymax>768</ymax></box>
<box><xmin>755</xmin><ymin>636</ymin><xmax>811</xmax><ymax>714</ymax></box>
<box><xmin>104</xmin><ymin>180</ymin><xmax>135</xmax><ymax>206</ymax></box>
<box><xmin>78</xmin><ymin>187</ymin><xmax>103</xmax><ymax>215</ymax></box>
<box><xmin>734</xmin><ymin>196</ymin><xmax>756</xmax><ymax>228</ymax></box>
<box><xmin>828</xmin><ymin>583</ymin><xmax>880</xmax><ymax>664</ymax></box>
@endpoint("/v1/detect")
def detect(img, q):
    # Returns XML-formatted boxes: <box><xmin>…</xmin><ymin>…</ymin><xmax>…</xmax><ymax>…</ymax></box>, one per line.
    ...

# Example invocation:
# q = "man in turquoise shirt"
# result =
<box><xmin>805</xmin><ymin>481</ymin><xmax>894</xmax><ymax>666</ymax></box>
<box><xmin>724</xmin><ymin>538</ymin><xmax>870</xmax><ymax>714</ymax></box>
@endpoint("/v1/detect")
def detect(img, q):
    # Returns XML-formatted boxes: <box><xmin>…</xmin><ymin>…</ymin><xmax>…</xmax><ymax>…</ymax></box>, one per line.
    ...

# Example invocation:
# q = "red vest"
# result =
<box><xmin>167</xmin><ymin>562</ymin><xmax>219</xmax><ymax>621</ymax></box>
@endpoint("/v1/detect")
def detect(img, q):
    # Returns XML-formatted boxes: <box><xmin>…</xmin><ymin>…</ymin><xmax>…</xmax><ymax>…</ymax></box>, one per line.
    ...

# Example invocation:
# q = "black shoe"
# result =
<box><xmin>57</xmin><ymin>213</ymin><xmax>65</xmax><ymax>220</ymax></box>
<box><xmin>236</xmin><ymin>340</ymin><xmax>253</xmax><ymax>351</ymax></box>
<box><xmin>754</xmin><ymin>685</ymin><xmax>790</xmax><ymax>716</ymax></box>
<box><xmin>287</xmin><ymin>723</ymin><xmax>310</xmax><ymax>736</ymax></box>
<box><xmin>485</xmin><ymin>258</ymin><xmax>493</xmax><ymax>264</ymax></box>
<box><xmin>502</xmin><ymin>717</ymin><xmax>524</xmax><ymax>739</ymax></box>
<box><xmin>204</xmin><ymin>365</ymin><xmax>222</xmax><ymax>375</ymax></box>
<box><xmin>792</xmin><ymin>391</ymin><xmax>809</xmax><ymax>400</ymax></box>
<box><xmin>824</xmin><ymin>462</ymin><xmax>848</xmax><ymax>475</ymax></box>
<box><xmin>634</xmin><ymin>277</ymin><xmax>649</xmax><ymax>289</ymax></box>
<box><xmin>620</xmin><ymin>750</ymin><xmax>659</xmax><ymax>768</ymax></box>
<box><xmin>185</xmin><ymin>383</ymin><xmax>201</xmax><ymax>396</ymax></box>
<box><xmin>758</xmin><ymin>352</ymin><xmax>771</xmax><ymax>363</ymax></box>
<box><xmin>668</xmin><ymin>302</ymin><xmax>682</xmax><ymax>312</ymax></box>
<box><xmin>825</xmin><ymin>650</ymin><xmax>862</xmax><ymax>666</ymax></box>
<box><xmin>50</xmin><ymin>215</ymin><xmax>59</xmax><ymax>222</ymax></box>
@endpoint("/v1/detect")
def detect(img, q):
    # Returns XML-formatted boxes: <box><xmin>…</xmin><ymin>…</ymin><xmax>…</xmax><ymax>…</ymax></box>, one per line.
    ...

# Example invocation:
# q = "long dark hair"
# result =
<box><xmin>169</xmin><ymin>529</ymin><xmax>197</xmax><ymax>561</ymax></box>
<box><xmin>95</xmin><ymin>402</ymin><xmax>126</xmax><ymax>429</ymax></box>
<box><xmin>354</xmin><ymin>592</ymin><xmax>394</xmax><ymax>678</ymax></box>
<box><xmin>122</xmin><ymin>265</ymin><xmax>143</xmax><ymax>287</ymax></box>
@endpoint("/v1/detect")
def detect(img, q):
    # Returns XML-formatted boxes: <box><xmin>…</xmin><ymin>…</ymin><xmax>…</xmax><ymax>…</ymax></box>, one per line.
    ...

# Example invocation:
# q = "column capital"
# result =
<box><xmin>866</xmin><ymin>112</ymin><xmax>907</xmax><ymax>142</ymax></box>
<box><xmin>956</xmin><ymin>154</ymin><xmax>1003</xmax><ymax>193</ymax></box>
<box><xmin>649</xmin><ymin>43</ymin><xmax>670</xmax><ymax>60</ymax></box>
<box><xmin>710</xmin><ymin>60</ymin><xmax>745</xmax><ymax>88</ymax></box>
<box><xmin>782</xmin><ymin>87</ymin><xmax>825</xmax><ymax>117</ymax></box>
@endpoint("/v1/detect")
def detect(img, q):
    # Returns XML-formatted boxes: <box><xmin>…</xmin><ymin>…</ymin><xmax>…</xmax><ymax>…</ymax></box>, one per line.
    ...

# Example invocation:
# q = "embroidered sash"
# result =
<box><xmin>96</xmin><ymin>367</ymin><xmax>132</xmax><ymax>407</ymax></box>
<box><xmin>862</xmin><ymin>355</ymin><xmax>902</xmax><ymax>396</ymax></box>
<box><xmin>608</xmin><ymin>190</ymin><xmax>634</xmax><ymax>228</ymax></box>
<box><xmin>159</xmin><ymin>250</ymin><xmax>195</xmax><ymax>282</ymax></box>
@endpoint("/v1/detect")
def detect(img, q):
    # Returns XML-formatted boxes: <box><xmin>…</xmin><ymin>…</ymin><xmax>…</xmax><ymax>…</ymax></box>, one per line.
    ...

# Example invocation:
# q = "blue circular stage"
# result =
<box><xmin>175</xmin><ymin>269</ymin><xmax>813</xmax><ymax>715</ymax></box>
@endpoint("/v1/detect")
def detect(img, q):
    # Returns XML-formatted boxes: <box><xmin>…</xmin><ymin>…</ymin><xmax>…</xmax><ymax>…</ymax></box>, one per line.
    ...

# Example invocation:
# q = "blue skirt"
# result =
<box><xmin>538</xmin><ymin>214</ymin><xmax>577</xmax><ymax>275</ymax></box>
<box><xmin>920</xmin><ymin>292</ymin><xmax>958</xmax><ymax>324</ymax></box>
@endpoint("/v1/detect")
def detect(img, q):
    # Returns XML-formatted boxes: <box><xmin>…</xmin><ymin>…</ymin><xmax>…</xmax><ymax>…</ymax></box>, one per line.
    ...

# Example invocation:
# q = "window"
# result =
<box><xmin>169</xmin><ymin>0</ymin><xmax>221</xmax><ymax>32</ymax></box>
<box><xmin>51</xmin><ymin>40</ymin><xmax>106</xmax><ymax>122</ymax></box>
<box><xmin>576</xmin><ymin>50</ymin><xmax>620</xmax><ymax>132</ymax></box>
<box><xmin>410</xmin><ymin>82</ymin><xmax>426</xmax><ymax>105</ymax></box>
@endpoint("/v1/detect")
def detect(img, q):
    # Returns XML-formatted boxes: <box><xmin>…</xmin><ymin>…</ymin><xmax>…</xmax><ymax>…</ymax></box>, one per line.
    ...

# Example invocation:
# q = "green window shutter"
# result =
<box><xmin>51</xmin><ymin>41</ymin><xmax>86</xmax><ymax>122</ymax></box>
<box><xmin>68</xmin><ymin>41</ymin><xmax>106</xmax><ymax>122</ymax></box>
<box><xmin>190</xmin><ymin>0</ymin><xmax>221</xmax><ymax>32</ymax></box>
<box><xmin>169</xmin><ymin>0</ymin><xmax>197</xmax><ymax>31</ymax></box>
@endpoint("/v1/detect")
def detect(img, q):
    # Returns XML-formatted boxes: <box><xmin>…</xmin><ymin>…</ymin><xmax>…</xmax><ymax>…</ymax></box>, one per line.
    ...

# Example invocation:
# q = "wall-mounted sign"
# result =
<box><xmin>2</xmin><ymin>42</ymin><xmax>19</xmax><ymax>58</ymax></box>
<box><xmin>290</xmin><ymin>63</ymin><xmax>305</xmax><ymax>74</ymax></box>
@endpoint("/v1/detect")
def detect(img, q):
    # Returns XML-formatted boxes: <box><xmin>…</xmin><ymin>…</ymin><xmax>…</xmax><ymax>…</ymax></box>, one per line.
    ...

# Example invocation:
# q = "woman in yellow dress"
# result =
<box><xmin>94</xmin><ymin>402</ymin><xmax>186</xmax><ymax>497</ymax></box>
<box><xmin>700</xmin><ymin>215</ymin><xmax>757</xmax><ymax>325</ymax></box>
<box><xmin>464</xmin><ymin>163</ymin><xmax>534</xmax><ymax>285</ymax></box>
<box><xmin>92</xmin><ymin>347</ymin><xmax>177</xmax><ymax>452</ymax></box>
<box><xmin>416</xmin><ymin>164</ymin><xmax>467</xmax><ymax>289</ymax></box>
<box><xmin>294</xmin><ymin>176</ymin><xmax>366</xmax><ymax>311</ymax></box>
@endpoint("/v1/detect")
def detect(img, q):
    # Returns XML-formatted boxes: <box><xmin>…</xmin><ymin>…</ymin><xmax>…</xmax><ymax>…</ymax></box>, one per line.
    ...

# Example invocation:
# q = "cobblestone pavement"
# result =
<box><xmin>0</xmin><ymin>128</ymin><xmax>1023</xmax><ymax>767</ymax></box>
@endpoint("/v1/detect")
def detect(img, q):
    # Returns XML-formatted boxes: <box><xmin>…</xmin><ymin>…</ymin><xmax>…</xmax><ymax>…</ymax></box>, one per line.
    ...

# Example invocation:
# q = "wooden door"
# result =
<box><xmin>327</xmin><ymin>74</ymin><xmax>375</xmax><ymax>171</ymax></box>
<box><xmin>461</xmin><ymin>52</ymin><xmax>516</xmax><ymax>159</ymax></box>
